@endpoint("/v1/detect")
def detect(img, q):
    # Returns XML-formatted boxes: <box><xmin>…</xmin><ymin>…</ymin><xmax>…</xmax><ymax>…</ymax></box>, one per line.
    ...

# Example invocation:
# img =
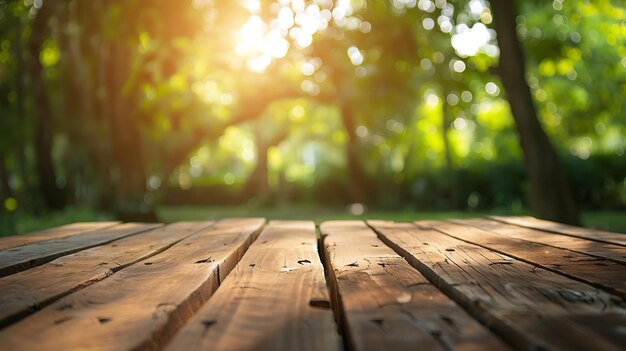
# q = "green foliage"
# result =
<box><xmin>0</xmin><ymin>0</ymin><xmax>623</xmax><ymax>224</ymax></box>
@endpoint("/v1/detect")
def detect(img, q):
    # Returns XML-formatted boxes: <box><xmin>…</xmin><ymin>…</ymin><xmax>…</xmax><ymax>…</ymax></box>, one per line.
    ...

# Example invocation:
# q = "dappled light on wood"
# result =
<box><xmin>0</xmin><ymin>217</ymin><xmax>624</xmax><ymax>349</ymax></box>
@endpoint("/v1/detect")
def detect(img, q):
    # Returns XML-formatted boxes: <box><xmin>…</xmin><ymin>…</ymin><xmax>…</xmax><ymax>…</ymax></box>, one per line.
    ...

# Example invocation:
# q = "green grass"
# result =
<box><xmin>581</xmin><ymin>211</ymin><xmax>626</xmax><ymax>234</ymax></box>
<box><xmin>1</xmin><ymin>207</ymin><xmax>114</xmax><ymax>237</ymax></box>
<box><xmin>156</xmin><ymin>205</ymin><xmax>525</xmax><ymax>223</ymax></box>
<box><xmin>2</xmin><ymin>205</ymin><xmax>624</xmax><ymax>236</ymax></box>
<box><xmin>158</xmin><ymin>205</ymin><xmax>626</xmax><ymax>233</ymax></box>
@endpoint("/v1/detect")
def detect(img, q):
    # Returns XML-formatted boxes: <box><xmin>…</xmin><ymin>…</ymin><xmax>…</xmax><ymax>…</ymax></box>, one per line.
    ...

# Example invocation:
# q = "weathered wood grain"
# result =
<box><xmin>459</xmin><ymin>219</ymin><xmax>626</xmax><ymax>265</ymax></box>
<box><xmin>321</xmin><ymin>221</ymin><xmax>508</xmax><ymax>351</ymax></box>
<box><xmin>0</xmin><ymin>218</ymin><xmax>264</xmax><ymax>351</ymax></box>
<box><xmin>434</xmin><ymin>220</ymin><xmax>626</xmax><ymax>297</ymax></box>
<box><xmin>165</xmin><ymin>221</ymin><xmax>340</xmax><ymax>351</ymax></box>
<box><xmin>490</xmin><ymin>216</ymin><xmax>626</xmax><ymax>247</ymax></box>
<box><xmin>0</xmin><ymin>221</ymin><xmax>214</xmax><ymax>327</ymax></box>
<box><xmin>370</xmin><ymin>220</ymin><xmax>626</xmax><ymax>351</ymax></box>
<box><xmin>0</xmin><ymin>222</ymin><xmax>119</xmax><ymax>250</ymax></box>
<box><xmin>0</xmin><ymin>223</ymin><xmax>161</xmax><ymax>278</ymax></box>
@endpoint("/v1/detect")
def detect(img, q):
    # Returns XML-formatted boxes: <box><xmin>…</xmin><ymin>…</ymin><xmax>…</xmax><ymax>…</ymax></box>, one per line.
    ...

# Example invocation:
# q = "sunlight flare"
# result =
<box><xmin>234</xmin><ymin>0</ymin><xmax>356</xmax><ymax>72</ymax></box>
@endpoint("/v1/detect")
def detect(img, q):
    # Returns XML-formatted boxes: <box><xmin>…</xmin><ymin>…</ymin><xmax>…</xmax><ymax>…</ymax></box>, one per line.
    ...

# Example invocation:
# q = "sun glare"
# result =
<box><xmin>232</xmin><ymin>0</ymin><xmax>498</xmax><ymax>75</ymax></box>
<box><xmin>450</xmin><ymin>0</ymin><xmax>499</xmax><ymax>58</ymax></box>
<box><xmin>235</xmin><ymin>0</ymin><xmax>355</xmax><ymax>72</ymax></box>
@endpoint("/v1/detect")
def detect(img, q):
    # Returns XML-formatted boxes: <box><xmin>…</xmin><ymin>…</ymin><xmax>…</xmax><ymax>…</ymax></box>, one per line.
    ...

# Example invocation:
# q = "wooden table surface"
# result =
<box><xmin>0</xmin><ymin>216</ymin><xmax>624</xmax><ymax>351</ymax></box>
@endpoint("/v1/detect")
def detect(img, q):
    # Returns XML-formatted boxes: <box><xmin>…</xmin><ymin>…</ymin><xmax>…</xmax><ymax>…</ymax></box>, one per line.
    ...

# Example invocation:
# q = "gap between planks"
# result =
<box><xmin>489</xmin><ymin>216</ymin><xmax>626</xmax><ymax>247</ymax></box>
<box><xmin>0</xmin><ymin>223</ymin><xmax>162</xmax><ymax>278</ymax></box>
<box><xmin>0</xmin><ymin>222</ymin><xmax>120</xmax><ymax>251</ymax></box>
<box><xmin>460</xmin><ymin>218</ymin><xmax>626</xmax><ymax>265</ymax></box>
<box><xmin>433</xmin><ymin>219</ymin><xmax>626</xmax><ymax>299</ymax></box>
<box><xmin>320</xmin><ymin>220</ymin><xmax>509</xmax><ymax>351</ymax></box>
<box><xmin>0</xmin><ymin>221</ymin><xmax>215</xmax><ymax>328</ymax></box>
<box><xmin>165</xmin><ymin>221</ymin><xmax>340</xmax><ymax>351</ymax></box>
<box><xmin>368</xmin><ymin>220</ymin><xmax>626</xmax><ymax>351</ymax></box>
<box><xmin>3</xmin><ymin>218</ymin><xmax>623</xmax><ymax>351</ymax></box>
<box><xmin>0</xmin><ymin>218</ymin><xmax>265</xmax><ymax>351</ymax></box>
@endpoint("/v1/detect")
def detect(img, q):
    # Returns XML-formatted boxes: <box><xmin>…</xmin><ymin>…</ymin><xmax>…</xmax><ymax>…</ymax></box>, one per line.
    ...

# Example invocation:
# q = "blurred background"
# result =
<box><xmin>0</xmin><ymin>0</ymin><xmax>624</xmax><ymax>235</ymax></box>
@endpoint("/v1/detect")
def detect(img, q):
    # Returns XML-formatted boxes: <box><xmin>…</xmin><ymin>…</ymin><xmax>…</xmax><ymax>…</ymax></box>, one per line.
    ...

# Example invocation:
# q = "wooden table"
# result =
<box><xmin>0</xmin><ymin>216</ymin><xmax>624</xmax><ymax>351</ymax></box>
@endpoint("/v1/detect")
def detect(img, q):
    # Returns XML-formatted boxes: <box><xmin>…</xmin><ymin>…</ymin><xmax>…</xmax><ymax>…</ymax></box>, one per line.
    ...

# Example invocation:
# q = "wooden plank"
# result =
<box><xmin>490</xmin><ymin>216</ymin><xmax>626</xmax><ymax>247</ymax></box>
<box><xmin>369</xmin><ymin>220</ymin><xmax>626</xmax><ymax>351</ymax></box>
<box><xmin>460</xmin><ymin>218</ymin><xmax>626</xmax><ymax>265</ymax></box>
<box><xmin>431</xmin><ymin>220</ymin><xmax>626</xmax><ymax>298</ymax></box>
<box><xmin>0</xmin><ymin>222</ymin><xmax>119</xmax><ymax>250</ymax></box>
<box><xmin>0</xmin><ymin>218</ymin><xmax>264</xmax><ymax>351</ymax></box>
<box><xmin>0</xmin><ymin>221</ymin><xmax>214</xmax><ymax>327</ymax></box>
<box><xmin>320</xmin><ymin>221</ymin><xmax>508</xmax><ymax>351</ymax></box>
<box><xmin>0</xmin><ymin>223</ymin><xmax>161</xmax><ymax>278</ymax></box>
<box><xmin>165</xmin><ymin>221</ymin><xmax>340</xmax><ymax>351</ymax></box>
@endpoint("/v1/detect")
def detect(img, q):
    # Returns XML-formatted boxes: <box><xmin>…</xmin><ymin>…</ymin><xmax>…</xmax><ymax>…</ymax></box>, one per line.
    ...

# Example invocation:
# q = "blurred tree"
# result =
<box><xmin>490</xmin><ymin>0</ymin><xmax>579</xmax><ymax>224</ymax></box>
<box><xmin>0</xmin><ymin>0</ymin><xmax>623</xmax><ymax>224</ymax></box>
<box><xmin>29</xmin><ymin>2</ymin><xmax>66</xmax><ymax>210</ymax></box>
<box><xmin>0</xmin><ymin>151</ymin><xmax>16</xmax><ymax>234</ymax></box>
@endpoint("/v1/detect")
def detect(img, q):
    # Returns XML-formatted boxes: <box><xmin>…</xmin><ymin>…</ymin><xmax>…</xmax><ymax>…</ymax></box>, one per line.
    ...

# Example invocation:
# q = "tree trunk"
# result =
<box><xmin>441</xmin><ymin>97</ymin><xmax>458</xmax><ymax>208</ymax></box>
<box><xmin>28</xmin><ymin>3</ymin><xmax>66</xmax><ymax>210</ymax></box>
<box><xmin>93</xmin><ymin>40</ymin><xmax>115</xmax><ymax>209</ymax></box>
<box><xmin>441</xmin><ymin>101</ymin><xmax>453</xmax><ymax>174</ymax></box>
<box><xmin>242</xmin><ymin>129</ymin><xmax>288</xmax><ymax>202</ymax></box>
<box><xmin>0</xmin><ymin>152</ymin><xmax>17</xmax><ymax>235</ymax></box>
<box><xmin>12</xmin><ymin>12</ymin><xmax>34</xmax><ymax>207</ymax></box>
<box><xmin>340</xmin><ymin>103</ymin><xmax>369</xmax><ymax>203</ymax></box>
<box><xmin>243</xmin><ymin>144</ymin><xmax>269</xmax><ymax>202</ymax></box>
<box><xmin>490</xmin><ymin>0</ymin><xmax>579</xmax><ymax>224</ymax></box>
<box><xmin>105</xmin><ymin>43</ymin><xmax>147</xmax><ymax>205</ymax></box>
<box><xmin>64</xmin><ymin>0</ymin><xmax>113</xmax><ymax>207</ymax></box>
